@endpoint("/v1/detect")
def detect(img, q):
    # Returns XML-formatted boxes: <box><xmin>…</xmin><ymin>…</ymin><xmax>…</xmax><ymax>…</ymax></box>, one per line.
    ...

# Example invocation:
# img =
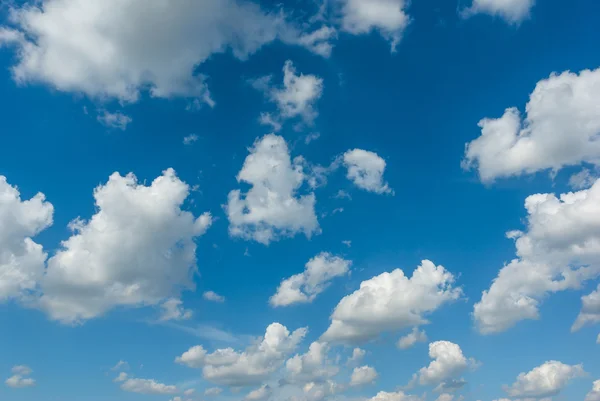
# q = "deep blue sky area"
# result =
<box><xmin>1</xmin><ymin>1</ymin><xmax>600</xmax><ymax>401</ymax></box>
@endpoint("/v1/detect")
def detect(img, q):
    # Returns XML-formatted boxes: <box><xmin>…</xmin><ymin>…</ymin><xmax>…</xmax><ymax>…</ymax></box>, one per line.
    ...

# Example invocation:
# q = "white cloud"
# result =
<box><xmin>118</xmin><ymin>373</ymin><xmax>178</xmax><ymax>395</ymax></box>
<box><xmin>337</xmin><ymin>0</ymin><xmax>410</xmax><ymax>51</ymax></box>
<box><xmin>183</xmin><ymin>134</ymin><xmax>199</xmax><ymax>146</ymax></box>
<box><xmin>586</xmin><ymin>380</ymin><xmax>600</xmax><ymax>401</ymax></box>
<box><xmin>112</xmin><ymin>361</ymin><xmax>129</xmax><ymax>371</ymax></box>
<box><xmin>463</xmin><ymin>0</ymin><xmax>535</xmax><ymax>24</ymax></box>
<box><xmin>343</xmin><ymin>149</ymin><xmax>393</xmax><ymax>194</ymax></box>
<box><xmin>397</xmin><ymin>328</ymin><xmax>427</xmax><ymax>350</ymax></box>
<box><xmin>474</xmin><ymin>179</ymin><xmax>600</xmax><ymax>334</ymax></box>
<box><xmin>5</xmin><ymin>375</ymin><xmax>35</xmax><ymax>388</ymax></box>
<box><xmin>226</xmin><ymin>134</ymin><xmax>319</xmax><ymax>245</ymax></box>
<box><xmin>0</xmin><ymin>0</ymin><xmax>332</xmax><ymax>104</ymax></box>
<box><xmin>270</xmin><ymin>252</ymin><xmax>351</xmax><ymax>307</ymax></box>
<box><xmin>350</xmin><ymin>365</ymin><xmax>378</xmax><ymax>386</ymax></box>
<box><xmin>254</xmin><ymin>61</ymin><xmax>324</xmax><ymax>125</ymax></box>
<box><xmin>246</xmin><ymin>384</ymin><xmax>272</xmax><ymax>400</ymax></box>
<box><xmin>572</xmin><ymin>284</ymin><xmax>600</xmax><ymax>331</ymax></box>
<box><xmin>97</xmin><ymin>110</ymin><xmax>132</xmax><ymax>131</ymax></box>
<box><xmin>569</xmin><ymin>168</ymin><xmax>597</xmax><ymax>189</ymax></box>
<box><xmin>0</xmin><ymin>176</ymin><xmax>53</xmax><ymax>302</ymax></box>
<box><xmin>435</xmin><ymin>394</ymin><xmax>454</xmax><ymax>401</ymax></box>
<box><xmin>305</xmin><ymin>132</ymin><xmax>321</xmax><ymax>145</ymax></box>
<box><xmin>39</xmin><ymin>168</ymin><xmax>212</xmax><ymax>324</ymax></box>
<box><xmin>11</xmin><ymin>366</ymin><xmax>32</xmax><ymax>376</ymax></box>
<box><xmin>463</xmin><ymin>68</ymin><xmax>600</xmax><ymax>182</ymax></box>
<box><xmin>368</xmin><ymin>391</ymin><xmax>421</xmax><ymax>401</ymax></box>
<box><xmin>416</xmin><ymin>341</ymin><xmax>474</xmax><ymax>387</ymax></box>
<box><xmin>204</xmin><ymin>387</ymin><xmax>223</xmax><ymax>396</ymax></box>
<box><xmin>159</xmin><ymin>298</ymin><xmax>193</xmax><ymax>322</ymax></box>
<box><xmin>285</xmin><ymin>341</ymin><xmax>338</xmax><ymax>384</ymax></box>
<box><xmin>503</xmin><ymin>361</ymin><xmax>585</xmax><ymax>399</ymax></box>
<box><xmin>322</xmin><ymin>260</ymin><xmax>462</xmax><ymax>343</ymax></box>
<box><xmin>203</xmin><ymin>291</ymin><xmax>226</xmax><ymax>303</ymax></box>
<box><xmin>347</xmin><ymin>348</ymin><xmax>365</xmax><ymax>365</ymax></box>
<box><xmin>184</xmin><ymin>389</ymin><xmax>196</xmax><ymax>396</ymax></box>
<box><xmin>259</xmin><ymin>112</ymin><xmax>282</xmax><ymax>133</ymax></box>
<box><xmin>302</xmin><ymin>380</ymin><xmax>344</xmax><ymax>401</ymax></box>
<box><xmin>176</xmin><ymin>322</ymin><xmax>307</xmax><ymax>387</ymax></box>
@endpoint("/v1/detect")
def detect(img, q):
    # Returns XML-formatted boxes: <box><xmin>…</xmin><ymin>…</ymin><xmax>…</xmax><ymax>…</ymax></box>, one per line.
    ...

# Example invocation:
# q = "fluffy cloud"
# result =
<box><xmin>270</xmin><ymin>252</ymin><xmax>351</xmax><ymax>307</ymax></box>
<box><xmin>368</xmin><ymin>391</ymin><xmax>421</xmax><ymax>401</ymax></box>
<box><xmin>343</xmin><ymin>149</ymin><xmax>393</xmax><ymax>194</ymax></box>
<box><xmin>159</xmin><ymin>298</ymin><xmax>193</xmax><ymax>322</ymax></box>
<box><xmin>285</xmin><ymin>341</ymin><xmax>338</xmax><ymax>384</ymax></box>
<box><xmin>5</xmin><ymin>365</ymin><xmax>35</xmax><ymax>388</ymax></box>
<box><xmin>321</xmin><ymin>260</ymin><xmax>462</xmax><ymax>343</ymax></box>
<box><xmin>253</xmin><ymin>61</ymin><xmax>324</xmax><ymax>125</ymax></box>
<box><xmin>116</xmin><ymin>373</ymin><xmax>178</xmax><ymax>395</ymax></box>
<box><xmin>350</xmin><ymin>365</ymin><xmax>378</xmax><ymax>386</ymax></box>
<box><xmin>474</xmin><ymin>179</ymin><xmax>600</xmax><ymax>334</ymax></box>
<box><xmin>503</xmin><ymin>361</ymin><xmax>585</xmax><ymax>399</ymax></box>
<box><xmin>416</xmin><ymin>341</ymin><xmax>474</xmax><ymax>387</ymax></box>
<box><xmin>204</xmin><ymin>387</ymin><xmax>223</xmax><ymax>396</ymax></box>
<box><xmin>463</xmin><ymin>0</ymin><xmax>535</xmax><ymax>24</ymax></box>
<box><xmin>0</xmin><ymin>0</ymin><xmax>332</xmax><ymax>104</ymax></box>
<box><xmin>347</xmin><ymin>348</ymin><xmax>366</xmax><ymax>365</ymax></box>
<box><xmin>246</xmin><ymin>384</ymin><xmax>271</xmax><ymax>400</ymax></box>
<box><xmin>337</xmin><ymin>0</ymin><xmax>409</xmax><ymax>51</ymax></box>
<box><xmin>39</xmin><ymin>168</ymin><xmax>212</xmax><ymax>323</ymax></box>
<box><xmin>586</xmin><ymin>380</ymin><xmax>600</xmax><ymax>401</ymax></box>
<box><xmin>572</xmin><ymin>284</ymin><xmax>600</xmax><ymax>331</ymax></box>
<box><xmin>397</xmin><ymin>328</ymin><xmax>427</xmax><ymax>350</ymax></box>
<box><xmin>0</xmin><ymin>176</ymin><xmax>53</xmax><ymax>302</ymax></box>
<box><xmin>226</xmin><ymin>134</ymin><xmax>319</xmax><ymax>245</ymax></box>
<box><xmin>97</xmin><ymin>110</ymin><xmax>132</xmax><ymax>131</ymax></box>
<box><xmin>463</xmin><ymin>68</ymin><xmax>600</xmax><ymax>182</ymax></box>
<box><xmin>203</xmin><ymin>291</ymin><xmax>226</xmax><ymax>303</ymax></box>
<box><xmin>176</xmin><ymin>322</ymin><xmax>307</xmax><ymax>386</ymax></box>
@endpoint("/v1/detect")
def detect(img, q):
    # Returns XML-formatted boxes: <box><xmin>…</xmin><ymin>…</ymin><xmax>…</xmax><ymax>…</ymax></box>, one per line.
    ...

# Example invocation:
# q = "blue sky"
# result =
<box><xmin>1</xmin><ymin>0</ymin><xmax>600</xmax><ymax>401</ymax></box>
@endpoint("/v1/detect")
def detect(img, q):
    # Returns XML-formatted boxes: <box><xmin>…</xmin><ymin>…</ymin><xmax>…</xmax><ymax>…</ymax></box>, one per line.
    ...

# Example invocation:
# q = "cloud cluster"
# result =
<box><xmin>115</xmin><ymin>372</ymin><xmax>178</xmax><ymax>395</ymax></box>
<box><xmin>5</xmin><ymin>365</ymin><xmax>35</xmax><ymax>388</ymax></box>
<box><xmin>503</xmin><ymin>361</ymin><xmax>585</xmax><ymax>399</ymax></box>
<box><xmin>415</xmin><ymin>342</ymin><xmax>475</xmax><ymax>387</ymax></box>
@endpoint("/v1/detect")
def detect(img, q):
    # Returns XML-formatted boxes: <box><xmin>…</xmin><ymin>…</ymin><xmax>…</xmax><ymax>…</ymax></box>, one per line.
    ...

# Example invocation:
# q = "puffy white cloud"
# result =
<box><xmin>474</xmin><ymin>179</ymin><xmax>600</xmax><ymax>334</ymax></box>
<box><xmin>270</xmin><ymin>252</ymin><xmax>351</xmax><ymax>307</ymax></box>
<box><xmin>0</xmin><ymin>176</ymin><xmax>53</xmax><ymax>302</ymax></box>
<box><xmin>463</xmin><ymin>68</ymin><xmax>600</xmax><ymax>182</ymax></box>
<box><xmin>226</xmin><ymin>134</ymin><xmax>319</xmax><ymax>245</ymax></box>
<box><xmin>5</xmin><ymin>375</ymin><xmax>35</xmax><ymax>388</ymax></box>
<box><xmin>176</xmin><ymin>322</ymin><xmax>307</xmax><ymax>387</ymax></box>
<box><xmin>285</xmin><ymin>341</ymin><xmax>338</xmax><ymax>384</ymax></box>
<box><xmin>302</xmin><ymin>380</ymin><xmax>343</xmax><ymax>401</ymax></box>
<box><xmin>322</xmin><ymin>260</ymin><xmax>462</xmax><ymax>343</ymax></box>
<box><xmin>350</xmin><ymin>365</ymin><xmax>378</xmax><ymax>386</ymax></box>
<box><xmin>0</xmin><ymin>0</ymin><xmax>332</xmax><ymax>104</ymax></box>
<box><xmin>586</xmin><ymin>380</ymin><xmax>600</xmax><ymax>401</ymax></box>
<box><xmin>204</xmin><ymin>387</ymin><xmax>223</xmax><ymax>396</ymax></box>
<box><xmin>203</xmin><ymin>291</ymin><xmax>226</xmax><ymax>303</ymax></box>
<box><xmin>246</xmin><ymin>384</ymin><xmax>271</xmax><ymax>400</ymax></box>
<box><xmin>572</xmin><ymin>284</ymin><xmax>600</xmax><ymax>331</ymax></box>
<box><xmin>368</xmin><ymin>391</ymin><xmax>421</xmax><ymax>401</ymax></box>
<box><xmin>118</xmin><ymin>373</ymin><xmax>178</xmax><ymax>395</ymax></box>
<box><xmin>343</xmin><ymin>149</ymin><xmax>393</xmax><ymax>194</ymax></box>
<box><xmin>347</xmin><ymin>348</ymin><xmax>365</xmax><ymax>365</ymax></box>
<box><xmin>97</xmin><ymin>110</ymin><xmax>132</xmax><ymax>131</ymax></box>
<box><xmin>463</xmin><ymin>0</ymin><xmax>535</xmax><ymax>24</ymax></box>
<box><xmin>39</xmin><ymin>168</ymin><xmax>212</xmax><ymax>323</ymax></box>
<box><xmin>503</xmin><ymin>361</ymin><xmax>585</xmax><ymax>399</ymax></box>
<box><xmin>416</xmin><ymin>341</ymin><xmax>474</xmax><ymax>387</ymax></box>
<box><xmin>159</xmin><ymin>298</ymin><xmax>193</xmax><ymax>322</ymax></box>
<box><xmin>397</xmin><ymin>328</ymin><xmax>427</xmax><ymax>350</ymax></box>
<box><xmin>254</xmin><ymin>61</ymin><xmax>324</xmax><ymax>125</ymax></box>
<box><xmin>337</xmin><ymin>0</ymin><xmax>409</xmax><ymax>51</ymax></box>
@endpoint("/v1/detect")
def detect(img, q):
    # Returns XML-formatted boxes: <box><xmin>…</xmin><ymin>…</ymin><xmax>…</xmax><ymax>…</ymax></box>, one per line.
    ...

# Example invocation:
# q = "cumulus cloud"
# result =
<box><xmin>39</xmin><ymin>168</ymin><xmax>212</xmax><ymax>323</ymax></box>
<box><xmin>97</xmin><ymin>110</ymin><xmax>132</xmax><ymax>131</ymax></box>
<box><xmin>397</xmin><ymin>328</ymin><xmax>427</xmax><ymax>350</ymax></box>
<box><xmin>474</xmin><ymin>179</ymin><xmax>600</xmax><ymax>334</ymax></box>
<box><xmin>203</xmin><ymin>291</ymin><xmax>226</xmax><ymax>303</ymax></box>
<box><xmin>463</xmin><ymin>68</ymin><xmax>600</xmax><ymax>182</ymax></box>
<box><xmin>176</xmin><ymin>322</ymin><xmax>307</xmax><ymax>386</ymax></box>
<box><xmin>503</xmin><ymin>361</ymin><xmax>585</xmax><ymax>399</ymax></box>
<box><xmin>159</xmin><ymin>298</ymin><xmax>193</xmax><ymax>322</ymax></box>
<box><xmin>415</xmin><ymin>341</ymin><xmax>475</xmax><ymax>387</ymax></box>
<box><xmin>0</xmin><ymin>176</ymin><xmax>53</xmax><ymax>302</ymax></box>
<box><xmin>246</xmin><ymin>384</ymin><xmax>272</xmax><ymax>400</ymax></box>
<box><xmin>5</xmin><ymin>365</ymin><xmax>35</xmax><ymax>388</ymax></box>
<box><xmin>347</xmin><ymin>348</ymin><xmax>366</xmax><ymax>366</ymax></box>
<box><xmin>368</xmin><ymin>391</ymin><xmax>421</xmax><ymax>401</ymax></box>
<box><xmin>350</xmin><ymin>365</ymin><xmax>378</xmax><ymax>386</ymax></box>
<box><xmin>343</xmin><ymin>149</ymin><xmax>393</xmax><ymax>194</ymax></box>
<box><xmin>285</xmin><ymin>341</ymin><xmax>338</xmax><ymax>384</ymax></box>
<box><xmin>463</xmin><ymin>0</ymin><xmax>535</xmax><ymax>24</ymax></box>
<box><xmin>226</xmin><ymin>134</ymin><xmax>319</xmax><ymax>245</ymax></box>
<box><xmin>572</xmin><ymin>284</ymin><xmax>600</xmax><ymax>331</ymax></box>
<box><xmin>569</xmin><ymin>168</ymin><xmax>598</xmax><ymax>189</ymax></box>
<box><xmin>322</xmin><ymin>260</ymin><xmax>462</xmax><ymax>343</ymax></box>
<box><xmin>116</xmin><ymin>373</ymin><xmax>178</xmax><ymax>395</ymax></box>
<box><xmin>270</xmin><ymin>252</ymin><xmax>351</xmax><ymax>307</ymax></box>
<box><xmin>204</xmin><ymin>387</ymin><xmax>223</xmax><ymax>396</ymax></box>
<box><xmin>0</xmin><ymin>0</ymin><xmax>333</xmax><ymax>104</ymax></box>
<box><xmin>337</xmin><ymin>0</ymin><xmax>410</xmax><ymax>51</ymax></box>
<box><xmin>253</xmin><ymin>61</ymin><xmax>324</xmax><ymax>125</ymax></box>
<box><xmin>586</xmin><ymin>380</ymin><xmax>600</xmax><ymax>401</ymax></box>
